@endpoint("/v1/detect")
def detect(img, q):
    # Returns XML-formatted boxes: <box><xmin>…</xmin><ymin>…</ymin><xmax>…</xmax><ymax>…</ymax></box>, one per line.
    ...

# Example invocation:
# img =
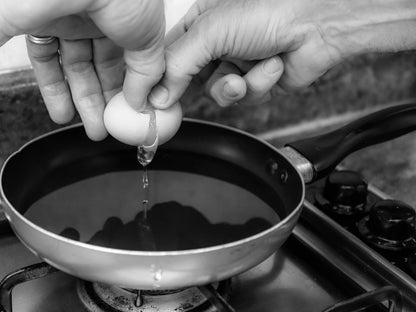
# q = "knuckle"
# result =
<box><xmin>64</xmin><ymin>61</ymin><xmax>94</xmax><ymax>74</ymax></box>
<box><xmin>94</xmin><ymin>56</ymin><xmax>123</xmax><ymax>71</ymax></box>
<box><xmin>126</xmin><ymin>65</ymin><xmax>163</xmax><ymax>82</ymax></box>
<box><xmin>41</xmin><ymin>80</ymin><xmax>68</xmax><ymax>96</ymax></box>
<box><xmin>125</xmin><ymin>50</ymin><xmax>165</xmax><ymax>81</ymax></box>
<box><xmin>76</xmin><ymin>93</ymin><xmax>105</xmax><ymax>112</ymax></box>
<box><xmin>27</xmin><ymin>43</ymin><xmax>59</xmax><ymax>61</ymax></box>
<box><xmin>48</xmin><ymin>107</ymin><xmax>75</xmax><ymax>125</ymax></box>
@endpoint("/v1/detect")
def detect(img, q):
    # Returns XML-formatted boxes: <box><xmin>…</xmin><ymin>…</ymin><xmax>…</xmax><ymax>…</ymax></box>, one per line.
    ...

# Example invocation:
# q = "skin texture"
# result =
<box><xmin>0</xmin><ymin>0</ymin><xmax>166</xmax><ymax>141</ymax></box>
<box><xmin>2</xmin><ymin>0</ymin><xmax>416</xmax><ymax>144</ymax></box>
<box><xmin>149</xmin><ymin>0</ymin><xmax>416</xmax><ymax>110</ymax></box>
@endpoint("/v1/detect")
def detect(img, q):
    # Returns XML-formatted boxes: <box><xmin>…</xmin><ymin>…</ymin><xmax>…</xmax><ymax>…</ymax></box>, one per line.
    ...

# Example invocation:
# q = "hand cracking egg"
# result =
<box><xmin>104</xmin><ymin>92</ymin><xmax>182</xmax><ymax>146</ymax></box>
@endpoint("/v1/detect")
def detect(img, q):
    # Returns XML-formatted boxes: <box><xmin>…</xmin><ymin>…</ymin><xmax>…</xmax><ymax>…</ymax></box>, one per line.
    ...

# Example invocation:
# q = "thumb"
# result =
<box><xmin>122</xmin><ymin>43</ymin><xmax>165</xmax><ymax>111</ymax></box>
<box><xmin>149</xmin><ymin>19</ymin><xmax>216</xmax><ymax>109</ymax></box>
<box><xmin>89</xmin><ymin>0</ymin><xmax>166</xmax><ymax>111</ymax></box>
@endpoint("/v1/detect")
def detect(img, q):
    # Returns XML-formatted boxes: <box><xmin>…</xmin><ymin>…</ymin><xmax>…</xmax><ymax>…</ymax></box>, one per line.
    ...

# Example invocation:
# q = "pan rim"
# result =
<box><xmin>0</xmin><ymin>118</ymin><xmax>305</xmax><ymax>256</ymax></box>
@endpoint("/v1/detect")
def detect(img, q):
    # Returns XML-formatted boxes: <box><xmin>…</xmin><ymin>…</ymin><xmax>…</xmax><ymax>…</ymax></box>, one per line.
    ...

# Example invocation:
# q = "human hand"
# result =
<box><xmin>149</xmin><ymin>0</ymin><xmax>339</xmax><ymax>109</ymax></box>
<box><xmin>0</xmin><ymin>0</ymin><xmax>166</xmax><ymax>140</ymax></box>
<box><xmin>149</xmin><ymin>0</ymin><xmax>416</xmax><ymax>109</ymax></box>
<box><xmin>180</xmin><ymin>57</ymin><xmax>285</xmax><ymax>108</ymax></box>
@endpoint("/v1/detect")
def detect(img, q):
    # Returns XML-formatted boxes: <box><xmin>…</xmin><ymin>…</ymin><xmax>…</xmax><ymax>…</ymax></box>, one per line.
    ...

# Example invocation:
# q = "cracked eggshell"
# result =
<box><xmin>103</xmin><ymin>92</ymin><xmax>182</xmax><ymax>146</ymax></box>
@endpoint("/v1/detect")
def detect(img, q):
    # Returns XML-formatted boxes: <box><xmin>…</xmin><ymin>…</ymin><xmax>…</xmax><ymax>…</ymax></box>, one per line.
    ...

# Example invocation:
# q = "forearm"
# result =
<box><xmin>320</xmin><ymin>0</ymin><xmax>416</xmax><ymax>59</ymax></box>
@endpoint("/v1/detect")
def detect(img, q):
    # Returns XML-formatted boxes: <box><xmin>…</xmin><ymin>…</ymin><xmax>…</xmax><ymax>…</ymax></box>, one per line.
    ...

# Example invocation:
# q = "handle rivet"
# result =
<box><xmin>267</xmin><ymin>160</ymin><xmax>279</xmax><ymax>175</ymax></box>
<box><xmin>280</xmin><ymin>170</ymin><xmax>289</xmax><ymax>183</ymax></box>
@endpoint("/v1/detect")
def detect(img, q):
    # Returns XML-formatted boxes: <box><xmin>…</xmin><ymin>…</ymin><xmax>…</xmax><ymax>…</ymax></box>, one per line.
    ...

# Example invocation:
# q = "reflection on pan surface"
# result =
<box><xmin>25</xmin><ymin>170</ymin><xmax>280</xmax><ymax>251</ymax></box>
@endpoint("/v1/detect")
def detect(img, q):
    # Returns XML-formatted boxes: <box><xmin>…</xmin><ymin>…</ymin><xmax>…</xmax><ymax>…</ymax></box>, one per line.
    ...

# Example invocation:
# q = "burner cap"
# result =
<box><xmin>357</xmin><ymin>199</ymin><xmax>416</xmax><ymax>252</ymax></box>
<box><xmin>315</xmin><ymin>170</ymin><xmax>369</xmax><ymax>222</ymax></box>
<box><xmin>78</xmin><ymin>280</ymin><xmax>231</xmax><ymax>312</ymax></box>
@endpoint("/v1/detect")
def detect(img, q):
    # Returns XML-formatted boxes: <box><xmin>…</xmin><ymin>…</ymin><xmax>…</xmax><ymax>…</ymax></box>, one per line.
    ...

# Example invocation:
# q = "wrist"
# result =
<box><xmin>316</xmin><ymin>0</ymin><xmax>416</xmax><ymax>59</ymax></box>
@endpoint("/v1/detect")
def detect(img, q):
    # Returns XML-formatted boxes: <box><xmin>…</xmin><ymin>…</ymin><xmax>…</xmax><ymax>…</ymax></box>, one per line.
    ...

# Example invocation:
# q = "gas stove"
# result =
<box><xmin>0</xmin><ymin>167</ymin><xmax>415</xmax><ymax>312</ymax></box>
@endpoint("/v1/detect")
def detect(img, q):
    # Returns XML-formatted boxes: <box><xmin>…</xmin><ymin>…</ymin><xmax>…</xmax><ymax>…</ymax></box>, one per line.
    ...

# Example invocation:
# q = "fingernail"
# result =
<box><xmin>263</xmin><ymin>57</ymin><xmax>281</xmax><ymax>74</ymax></box>
<box><xmin>149</xmin><ymin>85</ymin><xmax>169</xmax><ymax>107</ymax></box>
<box><xmin>223</xmin><ymin>82</ymin><xmax>240</xmax><ymax>98</ymax></box>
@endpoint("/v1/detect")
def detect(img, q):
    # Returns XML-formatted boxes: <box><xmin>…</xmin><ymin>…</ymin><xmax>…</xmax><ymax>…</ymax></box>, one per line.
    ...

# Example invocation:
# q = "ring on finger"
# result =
<box><xmin>26</xmin><ymin>35</ymin><xmax>57</xmax><ymax>45</ymax></box>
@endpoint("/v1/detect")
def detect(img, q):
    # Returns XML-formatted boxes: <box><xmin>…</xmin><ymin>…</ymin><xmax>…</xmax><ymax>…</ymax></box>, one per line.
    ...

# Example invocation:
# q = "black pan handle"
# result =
<box><xmin>286</xmin><ymin>103</ymin><xmax>416</xmax><ymax>181</ymax></box>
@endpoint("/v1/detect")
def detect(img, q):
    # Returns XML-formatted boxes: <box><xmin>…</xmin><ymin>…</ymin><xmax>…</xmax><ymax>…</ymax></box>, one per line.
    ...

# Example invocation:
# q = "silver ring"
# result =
<box><xmin>26</xmin><ymin>34</ymin><xmax>57</xmax><ymax>45</ymax></box>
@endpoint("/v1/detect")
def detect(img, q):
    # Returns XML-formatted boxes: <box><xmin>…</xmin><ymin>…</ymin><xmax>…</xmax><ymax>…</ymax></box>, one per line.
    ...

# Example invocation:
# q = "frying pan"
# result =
<box><xmin>1</xmin><ymin>104</ymin><xmax>416</xmax><ymax>290</ymax></box>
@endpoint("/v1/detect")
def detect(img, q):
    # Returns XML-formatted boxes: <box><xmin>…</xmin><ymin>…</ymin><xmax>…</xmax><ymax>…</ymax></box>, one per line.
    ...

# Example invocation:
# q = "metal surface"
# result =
<box><xmin>0</xmin><ymin>120</ymin><xmax>305</xmax><ymax>290</ymax></box>
<box><xmin>0</xmin><ymin>263</ymin><xmax>58</xmax><ymax>312</ymax></box>
<box><xmin>322</xmin><ymin>286</ymin><xmax>402</xmax><ymax>312</ymax></box>
<box><xmin>1</xmin><ymin>104</ymin><xmax>415</xmax><ymax>291</ymax></box>
<box><xmin>0</xmin><ymin>228</ymin><xmax>386</xmax><ymax>312</ymax></box>
<box><xmin>78</xmin><ymin>281</ymin><xmax>227</xmax><ymax>312</ymax></box>
<box><xmin>25</xmin><ymin>35</ymin><xmax>56</xmax><ymax>45</ymax></box>
<box><xmin>1</xmin><ymin>196</ymin><xmax>416</xmax><ymax>311</ymax></box>
<box><xmin>198</xmin><ymin>285</ymin><xmax>235</xmax><ymax>312</ymax></box>
<box><xmin>300</xmin><ymin>200</ymin><xmax>416</xmax><ymax>309</ymax></box>
<box><xmin>280</xmin><ymin>146</ymin><xmax>314</xmax><ymax>183</ymax></box>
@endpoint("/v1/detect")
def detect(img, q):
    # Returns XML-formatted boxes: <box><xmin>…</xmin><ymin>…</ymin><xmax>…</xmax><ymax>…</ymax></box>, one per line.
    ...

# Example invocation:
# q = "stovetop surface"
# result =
<box><xmin>2</xmin><ymin>175</ymin><xmax>415</xmax><ymax>311</ymax></box>
<box><xmin>0</xmin><ymin>227</ymin><xmax>353</xmax><ymax>312</ymax></box>
<box><xmin>3</xmin><ymin>122</ymin><xmax>416</xmax><ymax>311</ymax></box>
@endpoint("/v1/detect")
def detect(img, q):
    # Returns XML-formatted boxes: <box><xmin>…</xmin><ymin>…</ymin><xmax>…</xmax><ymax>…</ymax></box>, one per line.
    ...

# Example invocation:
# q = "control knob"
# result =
<box><xmin>315</xmin><ymin>170</ymin><xmax>368</xmax><ymax>216</ymax></box>
<box><xmin>358</xmin><ymin>199</ymin><xmax>416</xmax><ymax>251</ymax></box>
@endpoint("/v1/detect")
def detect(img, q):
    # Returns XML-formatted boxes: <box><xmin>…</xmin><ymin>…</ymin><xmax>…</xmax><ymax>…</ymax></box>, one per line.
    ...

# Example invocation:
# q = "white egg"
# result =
<box><xmin>104</xmin><ymin>92</ymin><xmax>183</xmax><ymax>146</ymax></box>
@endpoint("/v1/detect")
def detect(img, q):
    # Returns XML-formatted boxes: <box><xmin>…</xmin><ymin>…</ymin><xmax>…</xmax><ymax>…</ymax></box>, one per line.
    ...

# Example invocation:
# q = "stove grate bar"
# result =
<box><xmin>0</xmin><ymin>262</ymin><xmax>58</xmax><ymax>312</ymax></box>
<box><xmin>198</xmin><ymin>284</ymin><xmax>236</xmax><ymax>312</ymax></box>
<box><xmin>322</xmin><ymin>286</ymin><xmax>403</xmax><ymax>312</ymax></box>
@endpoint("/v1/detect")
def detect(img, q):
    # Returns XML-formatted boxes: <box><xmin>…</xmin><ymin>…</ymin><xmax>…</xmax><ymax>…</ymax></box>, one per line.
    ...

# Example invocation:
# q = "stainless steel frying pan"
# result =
<box><xmin>1</xmin><ymin>103</ymin><xmax>416</xmax><ymax>290</ymax></box>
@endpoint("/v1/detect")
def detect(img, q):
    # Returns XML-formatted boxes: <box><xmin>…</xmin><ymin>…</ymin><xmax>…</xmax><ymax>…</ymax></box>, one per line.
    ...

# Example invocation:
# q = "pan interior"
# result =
<box><xmin>25</xmin><ymin>167</ymin><xmax>280</xmax><ymax>251</ymax></box>
<box><xmin>2</xmin><ymin>122</ymin><xmax>303</xmax><ymax>252</ymax></box>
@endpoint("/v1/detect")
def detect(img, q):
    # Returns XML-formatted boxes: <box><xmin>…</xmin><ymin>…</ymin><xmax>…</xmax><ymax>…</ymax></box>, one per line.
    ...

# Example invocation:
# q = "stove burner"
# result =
<box><xmin>78</xmin><ymin>280</ymin><xmax>231</xmax><ymax>312</ymax></box>
<box><xmin>357</xmin><ymin>199</ymin><xmax>416</xmax><ymax>253</ymax></box>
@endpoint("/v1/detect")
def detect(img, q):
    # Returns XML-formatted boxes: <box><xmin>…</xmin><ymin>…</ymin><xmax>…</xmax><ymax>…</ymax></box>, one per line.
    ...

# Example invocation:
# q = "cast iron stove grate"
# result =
<box><xmin>0</xmin><ymin>262</ymin><xmax>403</xmax><ymax>312</ymax></box>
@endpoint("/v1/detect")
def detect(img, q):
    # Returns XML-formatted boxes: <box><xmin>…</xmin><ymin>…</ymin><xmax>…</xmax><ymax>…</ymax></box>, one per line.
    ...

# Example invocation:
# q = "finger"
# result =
<box><xmin>241</xmin><ymin>56</ymin><xmax>284</xmax><ymax>104</ymax></box>
<box><xmin>88</xmin><ymin>0</ymin><xmax>166</xmax><ymax>111</ymax></box>
<box><xmin>92</xmin><ymin>37</ymin><xmax>124</xmax><ymax>103</ymax></box>
<box><xmin>59</xmin><ymin>38</ymin><xmax>107</xmax><ymax>141</ymax></box>
<box><xmin>206</xmin><ymin>62</ymin><xmax>247</xmax><ymax>107</ymax></box>
<box><xmin>149</xmin><ymin>22</ymin><xmax>216</xmax><ymax>109</ymax></box>
<box><xmin>123</xmin><ymin>44</ymin><xmax>165</xmax><ymax>111</ymax></box>
<box><xmin>210</xmin><ymin>75</ymin><xmax>247</xmax><ymax>107</ymax></box>
<box><xmin>150</xmin><ymin>1</ymin><xmax>238</xmax><ymax>109</ymax></box>
<box><xmin>165</xmin><ymin>21</ymin><xmax>187</xmax><ymax>47</ymax></box>
<box><xmin>88</xmin><ymin>0</ymin><xmax>165</xmax><ymax>50</ymax></box>
<box><xmin>277</xmin><ymin>53</ymin><xmax>311</xmax><ymax>91</ymax></box>
<box><xmin>277</xmin><ymin>49</ymin><xmax>328</xmax><ymax>91</ymax></box>
<box><xmin>26</xmin><ymin>36</ymin><xmax>75</xmax><ymax>124</ymax></box>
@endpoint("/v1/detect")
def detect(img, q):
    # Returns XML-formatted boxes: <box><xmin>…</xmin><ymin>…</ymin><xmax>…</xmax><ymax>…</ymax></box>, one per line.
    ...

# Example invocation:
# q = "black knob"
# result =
<box><xmin>368</xmin><ymin>200</ymin><xmax>415</xmax><ymax>242</ymax></box>
<box><xmin>322</xmin><ymin>170</ymin><xmax>368</xmax><ymax>215</ymax></box>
